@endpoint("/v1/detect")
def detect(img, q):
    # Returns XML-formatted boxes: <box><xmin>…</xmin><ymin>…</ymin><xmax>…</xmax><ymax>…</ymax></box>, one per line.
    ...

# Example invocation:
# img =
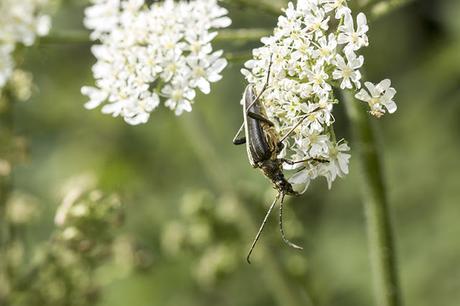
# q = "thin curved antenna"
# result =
<box><xmin>279</xmin><ymin>193</ymin><xmax>303</xmax><ymax>250</ymax></box>
<box><xmin>246</xmin><ymin>193</ymin><xmax>280</xmax><ymax>264</ymax></box>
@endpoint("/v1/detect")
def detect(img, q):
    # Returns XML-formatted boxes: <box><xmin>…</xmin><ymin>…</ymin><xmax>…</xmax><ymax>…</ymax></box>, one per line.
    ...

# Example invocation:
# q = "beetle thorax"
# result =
<box><xmin>259</xmin><ymin>159</ymin><xmax>297</xmax><ymax>196</ymax></box>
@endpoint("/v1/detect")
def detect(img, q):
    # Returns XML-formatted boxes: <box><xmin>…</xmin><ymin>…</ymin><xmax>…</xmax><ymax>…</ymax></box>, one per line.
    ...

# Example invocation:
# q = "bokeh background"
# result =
<box><xmin>3</xmin><ymin>0</ymin><xmax>460</xmax><ymax>305</ymax></box>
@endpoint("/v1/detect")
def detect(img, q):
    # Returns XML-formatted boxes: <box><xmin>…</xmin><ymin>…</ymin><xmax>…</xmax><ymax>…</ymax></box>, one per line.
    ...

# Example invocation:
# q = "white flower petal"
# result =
<box><xmin>384</xmin><ymin>100</ymin><xmax>397</xmax><ymax>113</ymax></box>
<box><xmin>365</xmin><ymin>82</ymin><xmax>379</xmax><ymax>97</ymax></box>
<box><xmin>288</xmin><ymin>170</ymin><xmax>309</xmax><ymax>185</ymax></box>
<box><xmin>377</xmin><ymin>78</ymin><xmax>391</xmax><ymax>92</ymax></box>
<box><xmin>355</xmin><ymin>89</ymin><xmax>371</xmax><ymax>102</ymax></box>
<box><xmin>238</xmin><ymin>0</ymin><xmax>397</xmax><ymax>190</ymax></box>
<box><xmin>81</xmin><ymin>0</ymin><xmax>231</xmax><ymax>123</ymax></box>
<box><xmin>357</xmin><ymin>13</ymin><xmax>368</xmax><ymax>33</ymax></box>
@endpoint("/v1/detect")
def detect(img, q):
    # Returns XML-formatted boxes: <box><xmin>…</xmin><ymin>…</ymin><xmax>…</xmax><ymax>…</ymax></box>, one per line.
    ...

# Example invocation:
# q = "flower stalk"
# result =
<box><xmin>342</xmin><ymin>90</ymin><xmax>402</xmax><ymax>306</ymax></box>
<box><xmin>366</xmin><ymin>0</ymin><xmax>415</xmax><ymax>20</ymax></box>
<box><xmin>0</xmin><ymin>93</ymin><xmax>14</xmax><ymax>304</ymax></box>
<box><xmin>40</xmin><ymin>28</ymin><xmax>272</xmax><ymax>45</ymax></box>
<box><xmin>0</xmin><ymin>95</ymin><xmax>13</xmax><ymax>210</ymax></box>
<box><xmin>223</xmin><ymin>0</ymin><xmax>282</xmax><ymax>16</ymax></box>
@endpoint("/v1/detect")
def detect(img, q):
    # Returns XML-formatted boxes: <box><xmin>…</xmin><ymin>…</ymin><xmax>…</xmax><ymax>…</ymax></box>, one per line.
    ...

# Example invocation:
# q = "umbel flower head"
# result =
<box><xmin>241</xmin><ymin>0</ymin><xmax>397</xmax><ymax>191</ymax></box>
<box><xmin>82</xmin><ymin>0</ymin><xmax>231</xmax><ymax>125</ymax></box>
<box><xmin>0</xmin><ymin>0</ymin><xmax>51</xmax><ymax>89</ymax></box>
<box><xmin>55</xmin><ymin>175</ymin><xmax>123</xmax><ymax>258</ymax></box>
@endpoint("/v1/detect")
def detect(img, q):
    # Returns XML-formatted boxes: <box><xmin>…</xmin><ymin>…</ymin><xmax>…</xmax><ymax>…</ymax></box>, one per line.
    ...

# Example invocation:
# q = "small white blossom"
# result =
<box><xmin>307</xmin><ymin>62</ymin><xmax>331</xmax><ymax>95</ymax></box>
<box><xmin>242</xmin><ymin>0</ymin><xmax>396</xmax><ymax>192</ymax></box>
<box><xmin>321</xmin><ymin>0</ymin><xmax>350</xmax><ymax>19</ymax></box>
<box><xmin>82</xmin><ymin>0</ymin><xmax>231</xmax><ymax>125</ymax></box>
<box><xmin>312</xmin><ymin>33</ymin><xmax>337</xmax><ymax>63</ymax></box>
<box><xmin>319</xmin><ymin>141</ymin><xmax>351</xmax><ymax>189</ymax></box>
<box><xmin>332</xmin><ymin>50</ymin><xmax>363</xmax><ymax>89</ymax></box>
<box><xmin>338</xmin><ymin>12</ymin><xmax>369</xmax><ymax>52</ymax></box>
<box><xmin>0</xmin><ymin>0</ymin><xmax>51</xmax><ymax>91</ymax></box>
<box><xmin>355</xmin><ymin>79</ymin><xmax>397</xmax><ymax>117</ymax></box>
<box><xmin>162</xmin><ymin>78</ymin><xmax>196</xmax><ymax>115</ymax></box>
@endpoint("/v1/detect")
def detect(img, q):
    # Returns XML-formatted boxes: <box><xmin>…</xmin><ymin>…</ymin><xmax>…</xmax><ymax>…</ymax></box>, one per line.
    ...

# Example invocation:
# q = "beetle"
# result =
<box><xmin>233</xmin><ymin>61</ymin><xmax>326</xmax><ymax>263</ymax></box>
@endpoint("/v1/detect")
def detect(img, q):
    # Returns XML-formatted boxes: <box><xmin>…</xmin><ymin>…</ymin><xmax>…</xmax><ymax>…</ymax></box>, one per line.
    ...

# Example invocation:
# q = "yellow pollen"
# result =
<box><xmin>167</xmin><ymin>63</ymin><xmax>177</xmax><ymax>73</ymax></box>
<box><xmin>369</xmin><ymin>97</ymin><xmax>379</xmax><ymax>106</ymax></box>
<box><xmin>172</xmin><ymin>89</ymin><xmax>183</xmax><ymax>101</ymax></box>
<box><xmin>342</xmin><ymin>67</ymin><xmax>353</xmax><ymax>78</ymax></box>
<box><xmin>165</xmin><ymin>42</ymin><xmax>174</xmax><ymax>50</ymax></box>
<box><xmin>314</xmin><ymin>74</ymin><xmax>324</xmax><ymax>84</ymax></box>
<box><xmin>194</xmin><ymin>66</ymin><xmax>205</xmax><ymax>77</ymax></box>
<box><xmin>320</xmin><ymin>48</ymin><xmax>330</xmax><ymax>57</ymax></box>
<box><xmin>351</xmin><ymin>33</ymin><xmax>359</xmax><ymax>43</ymax></box>
<box><xmin>190</xmin><ymin>42</ymin><xmax>201</xmax><ymax>53</ymax></box>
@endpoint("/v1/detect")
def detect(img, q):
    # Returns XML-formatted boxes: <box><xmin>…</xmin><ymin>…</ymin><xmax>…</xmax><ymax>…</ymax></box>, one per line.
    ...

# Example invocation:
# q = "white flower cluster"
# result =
<box><xmin>242</xmin><ymin>0</ymin><xmax>397</xmax><ymax>191</ymax></box>
<box><xmin>82</xmin><ymin>0</ymin><xmax>231</xmax><ymax>125</ymax></box>
<box><xmin>0</xmin><ymin>0</ymin><xmax>51</xmax><ymax>89</ymax></box>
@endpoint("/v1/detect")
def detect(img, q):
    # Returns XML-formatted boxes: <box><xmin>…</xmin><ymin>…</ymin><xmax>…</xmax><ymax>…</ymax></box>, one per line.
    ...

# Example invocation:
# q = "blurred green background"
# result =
<box><xmin>5</xmin><ymin>0</ymin><xmax>460</xmax><ymax>305</ymax></box>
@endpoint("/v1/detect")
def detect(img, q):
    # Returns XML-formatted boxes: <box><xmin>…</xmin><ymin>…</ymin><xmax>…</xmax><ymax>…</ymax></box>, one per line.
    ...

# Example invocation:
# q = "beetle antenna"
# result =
<box><xmin>246</xmin><ymin>192</ymin><xmax>280</xmax><ymax>264</ymax></box>
<box><xmin>279</xmin><ymin>193</ymin><xmax>303</xmax><ymax>250</ymax></box>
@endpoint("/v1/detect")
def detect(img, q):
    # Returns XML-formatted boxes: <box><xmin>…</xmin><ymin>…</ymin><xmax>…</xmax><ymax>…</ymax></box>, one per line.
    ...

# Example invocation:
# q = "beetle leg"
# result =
<box><xmin>278</xmin><ymin>114</ymin><xmax>309</xmax><ymax>144</ymax></box>
<box><xmin>281</xmin><ymin>157</ymin><xmax>329</xmax><ymax>165</ymax></box>
<box><xmin>281</xmin><ymin>158</ymin><xmax>295</xmax><ymax>165</ymax></box>
<box><xmin>278</xmin><ymin>106</ymin><xmax>321</xmax><ymax>144</ymax></box>
<box><xmin>232</xmin><ymin>122</ymin><xmax>246</xmax><ymax>145</ymax></box>
<box><xmin>247</xmin><ymin>111</ymin><xmax>275</xmax><ymax>126</ymax></box>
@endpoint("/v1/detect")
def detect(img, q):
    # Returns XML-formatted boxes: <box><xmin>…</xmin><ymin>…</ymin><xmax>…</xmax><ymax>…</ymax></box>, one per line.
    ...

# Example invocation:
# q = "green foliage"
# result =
<box><xmin>1</xmin><ymin>182</ymin><xmax>124</xmax><ymax>306</ymax></box>
<box><xmin>1</xmin><ymin>1</ymin><xmax>460</xmax><ymax>306</ymax></box>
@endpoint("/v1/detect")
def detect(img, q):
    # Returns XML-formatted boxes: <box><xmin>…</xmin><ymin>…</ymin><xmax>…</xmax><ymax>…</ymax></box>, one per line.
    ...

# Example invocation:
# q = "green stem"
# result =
<box><xmin>0</xmin><ymin>93</ymin><xmax>14</xmax><ymax>304</ymax></box>
<box><xmin>225</xmin><ymin>52</ymin><xmax>253</xmax><ymax>63</ymax></box>
<box><xmin>217</xmin><ymin>28</ymin><xmax>271</xmax><ymax>42</ymax></box>
<box><xmin>38</xmin><ymin>30</ymin><xmax>91</xmax><ymax>44</ymax></box>
<box><xmin>367</xmin><ymin>0</ymin><xmax>415</xmax><ymax>20</ymax></box>
<box><xmin>180</xmin><ymin>111</ymin><xmax>313</xmax><ymax>306</ymax></box>
<box><xmin>223</xmin><ymin>0</ymin><xmax>283</xmax><ymax>16</ymax></box>
<box><xmin>39</xmin><ymin>28</ymin><xmax>271</xmax><ymax>45</ymax></box>
<box><xmin>37</xmin><ymin>0</ymin><xmax>411</xmax><ymax>46</ymax></box>
<box><xmin>342</xmin><ymin>90</ymin><xmax>402</xmax><ymax>306</ymax></box>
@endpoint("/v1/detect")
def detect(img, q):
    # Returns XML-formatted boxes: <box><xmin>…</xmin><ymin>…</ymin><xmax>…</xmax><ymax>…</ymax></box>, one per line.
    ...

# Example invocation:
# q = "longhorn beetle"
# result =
<box><xmin>233</xmin><ymin>58</ymin><xmax>327</xmax><ymax>263</ymax></box>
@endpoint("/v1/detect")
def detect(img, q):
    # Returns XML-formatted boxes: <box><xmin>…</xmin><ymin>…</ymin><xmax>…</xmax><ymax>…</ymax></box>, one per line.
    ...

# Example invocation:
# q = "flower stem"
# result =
<box><xmin>223</xmin><ymin>0</ymin><xmax>282</xmax><ymax>16</ymax></box>
<box><xmin>37</xmin><ymin>30</ymin><xmax>91</xmax><ymax>44</ymax></box>
<box><xmin>0</xmin><ymin>93</ymin><xmax>14</xmax><ymax>304</ymax></box>
<box><xmin>342</xmin><ymin>90</ymin><xmax>402</xmax><ymax>306</ymax></box>
<box><xmin>366</xmin><ymin>0</ymin><xmax>415</xmax><ymax>20</ymax></box>
<box><xmin>39</xmin><ymin>28</ymin><xmax>271</xmax><ymax>45</ymax></box>
<box><xmin>225</xmin><ymin>51</ymin><xmax>253</xmax><ymax>63</ymax></box>
<box><xmin>217</xmin><ymin>28</ymin><xmax>271</xmax><ymax>42</ymax></box>
<box><xmin>180</xmin><ymin>111</ymin><xmax>314</xmax><ymax>306</ymax></box>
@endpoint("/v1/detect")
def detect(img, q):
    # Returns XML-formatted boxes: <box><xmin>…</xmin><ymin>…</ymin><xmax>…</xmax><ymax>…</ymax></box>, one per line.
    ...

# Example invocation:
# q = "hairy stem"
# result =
<box><xmin>342</xmin><ymin>90</ymin><xmax>402</xmax><ymax>306</ymax></box>
<box><xmin>180</xmin><ymin>111</ymin><xmax>313</xmax><ymax>306</ymax></box>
